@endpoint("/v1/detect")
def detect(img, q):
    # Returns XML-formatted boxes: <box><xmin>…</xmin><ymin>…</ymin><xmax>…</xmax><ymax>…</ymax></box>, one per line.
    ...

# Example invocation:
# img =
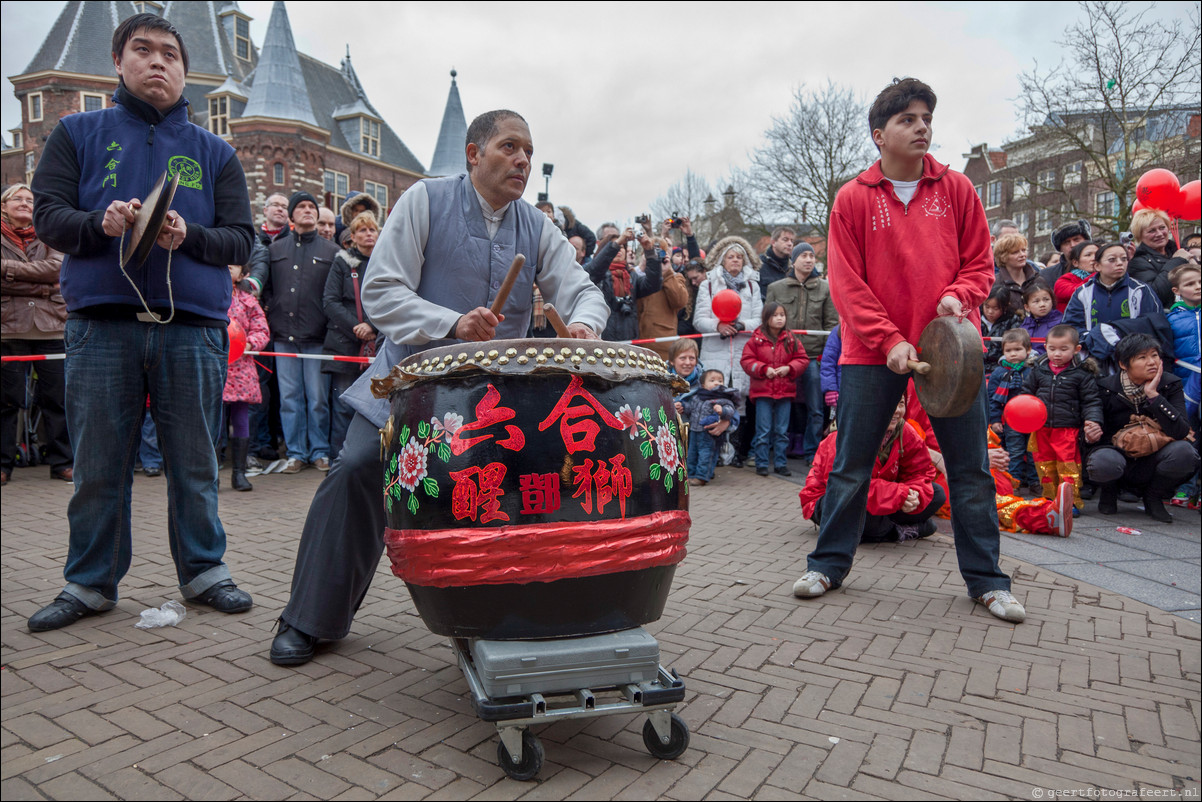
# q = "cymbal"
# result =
<box><xmin>121</xmin><ymin>169</ymin><xmax>180</xmax><ymax>269</ymax></box>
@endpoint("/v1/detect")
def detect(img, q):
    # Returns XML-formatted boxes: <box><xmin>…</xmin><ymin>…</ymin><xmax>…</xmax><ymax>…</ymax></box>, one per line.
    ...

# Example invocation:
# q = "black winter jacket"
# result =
<box><xmin>262</xmin><ymin>230</ymin><xmax>338</xmax><ymax>344</ymax></box>
<box><xmin>758</xmin><ymin>248</ymin><xmax>790</xmax><ymax>299</ymax></box>
<box><xmin>321</xmin><ymin>247</ymin><xmax>379</xmax><ymax>375</ymax></box>
<box><xmin>1127</xmin><ymin>241</ymin><xmax>1189</xmax><ymax>309</ymax></box>
<box><xmin>587</xmin><ymin>239</ymin><xmax>662</xmax><ymax>341</ymax></box>
<box><xmin>1095</xmin><ymin>371</ymin><xmax>1191</xmax><ymax>447</ymax></box>
<box><xmin>1022</xmin><ymin>354</ymin><xmax>1103</xmax><ymax>429</ymax></box>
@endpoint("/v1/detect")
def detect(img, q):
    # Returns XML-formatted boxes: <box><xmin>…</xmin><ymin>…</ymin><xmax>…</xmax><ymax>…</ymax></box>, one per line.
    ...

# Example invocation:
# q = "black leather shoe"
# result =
<box><xmin>270</xmin><ymin>620</ymin><xmax>319</xmax><ymax>665</ymax></box>
<box><xmin>192</xmin><ymin>581</ymin><xmax>253</xmax><ymax>613</ymax></box>
<box><xmin>756</xmin><ymin>466</ymin><xmax>769</xmax><ymax>476</ymax></box>
<box><xmin>144</xmin><ymin>467</ymin><xmax>162</xmax><ymax>477</ymax></box>
<box><xmin>28</xmin><ymin>593</ymin><xmax>97</xmax><ymax>632</ymax></box>
<box><xmin>774</xmin><ymin>466</ymin><xmax>792</xmax><ymax>477</ymax></box>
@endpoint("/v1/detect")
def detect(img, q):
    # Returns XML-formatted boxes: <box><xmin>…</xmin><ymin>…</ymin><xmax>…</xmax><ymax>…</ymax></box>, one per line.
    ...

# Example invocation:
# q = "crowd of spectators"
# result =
<box><xmin>3</xmin><ymin>168</ymin><xmax>1198</xmax><ymax>532</ymax></box>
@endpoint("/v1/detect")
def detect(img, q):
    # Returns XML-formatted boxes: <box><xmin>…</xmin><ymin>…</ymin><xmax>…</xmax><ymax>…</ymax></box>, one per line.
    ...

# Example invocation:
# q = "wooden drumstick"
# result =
<box><xmin>489</xmin><ymin>254</ymin><xmax>526</xmax><ymax>316</ymax></box>
<box><xmin>907</xmin><ymin>360</ymin><xmax>932</xmax><ymax>374</ymax></box>
<box><xmin>543</xmin><ymin>303</ymin><xmax>572</xmax><ymax>338</ymax></box>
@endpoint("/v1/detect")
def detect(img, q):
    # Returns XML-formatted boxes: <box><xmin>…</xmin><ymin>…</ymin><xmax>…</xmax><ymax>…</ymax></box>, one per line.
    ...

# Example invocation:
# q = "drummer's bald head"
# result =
<box><xmin>465</xmin><ymin>110</ymin><xmax>528</xmax><ymax>169</ymax></box>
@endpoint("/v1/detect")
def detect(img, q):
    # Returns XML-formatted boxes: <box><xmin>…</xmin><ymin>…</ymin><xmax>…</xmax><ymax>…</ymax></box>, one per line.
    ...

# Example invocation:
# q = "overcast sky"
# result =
<box><xmin>2</xmin><ymin>1</ymin><xmax>1195</xmax><ymax>228</ymax></box>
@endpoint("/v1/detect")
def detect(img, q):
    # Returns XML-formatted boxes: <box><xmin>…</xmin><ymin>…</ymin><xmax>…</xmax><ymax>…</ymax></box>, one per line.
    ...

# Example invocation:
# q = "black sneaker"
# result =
<box><xmin>28</xmin><ymin>593</ymin><xmax>99</xmax><ymax>632</ymax></box>
<box><xmin>191</xmin><ymin>581</ymin><xmax>253</xmax><ymax>613</ymax></box>
<box><xmin>756</xmin><ymin>466</ymin><xmax>769</xmax><ymax>476</ymax></box>
<box><xmin>774</xmin><ymin>466</ymin><xmax>792</xmax><ymax>477</ymax></box>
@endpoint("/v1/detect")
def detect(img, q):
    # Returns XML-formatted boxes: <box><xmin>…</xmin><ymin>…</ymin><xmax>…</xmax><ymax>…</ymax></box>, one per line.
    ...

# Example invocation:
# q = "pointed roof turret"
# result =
<box><xmin>241</xmin><ymin>1</ymin><xmax>317</xmax><ymax>126</ymax></box>
<box><xmin>23</xmin><ymin>1</ymin><xmax>139</xmax><ymax>78</ymax></box>
<box><xmin>428</xmin><ymin>69</ymin><xmax>468</xmax><ymax>177</ymax></box>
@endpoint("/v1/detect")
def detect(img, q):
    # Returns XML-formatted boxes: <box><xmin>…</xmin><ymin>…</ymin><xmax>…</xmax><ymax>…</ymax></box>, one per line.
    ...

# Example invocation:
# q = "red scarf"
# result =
<box><xmin>609</xmin><ymin>260</ymin><xmax>631</xmax><ymax>298</ymax></box>
<box><xmin>1</xmin><ymin>220</ymin><xmax>37</xmax><ymax>253</ymax></box>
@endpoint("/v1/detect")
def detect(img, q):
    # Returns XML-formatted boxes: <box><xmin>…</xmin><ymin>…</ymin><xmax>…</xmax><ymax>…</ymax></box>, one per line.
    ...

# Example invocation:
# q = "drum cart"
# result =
<box><xmin>450</xmin><ymin>630</ymin><xmax>690</xmax><ymax>781</ymax></box>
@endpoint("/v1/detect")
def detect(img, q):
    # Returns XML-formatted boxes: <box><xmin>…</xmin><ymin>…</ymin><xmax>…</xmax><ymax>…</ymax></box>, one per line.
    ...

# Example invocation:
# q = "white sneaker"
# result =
<box><xmin>975</xmin><ymin>589</ymin><xmax>1026</xmax><ymax>623</ymax></box>
<box><xmin>792</xmin><ymin>571</ymin><xmax>831</xmax><ymax>598</ymax></box>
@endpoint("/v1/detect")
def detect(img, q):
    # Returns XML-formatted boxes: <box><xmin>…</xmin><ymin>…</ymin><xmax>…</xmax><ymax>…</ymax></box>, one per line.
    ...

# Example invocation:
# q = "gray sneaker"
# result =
<box><xmin>975</xmin><ymin>589</ymin><xmax>1026</xmax><ymax>623</ymax></box>
<box><xmin>792</xmin><ymin>571</ymin><xmax>831</xmax><ymax>598</ymax></box>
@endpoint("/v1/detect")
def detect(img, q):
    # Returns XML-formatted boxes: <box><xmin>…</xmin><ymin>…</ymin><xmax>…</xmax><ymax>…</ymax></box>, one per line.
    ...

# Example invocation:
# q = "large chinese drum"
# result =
<box><xmin>373</xmin><ymin>340</ymin><xmax>691</xmax><ymax>639</ymax></box>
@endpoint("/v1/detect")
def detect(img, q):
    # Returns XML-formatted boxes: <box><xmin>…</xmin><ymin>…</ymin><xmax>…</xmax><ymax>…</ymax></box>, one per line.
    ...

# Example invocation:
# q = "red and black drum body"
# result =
<box><xmin>375</xmin><ymin>340</ymin><xmax>691</xmax><ymax>640</ymax></box>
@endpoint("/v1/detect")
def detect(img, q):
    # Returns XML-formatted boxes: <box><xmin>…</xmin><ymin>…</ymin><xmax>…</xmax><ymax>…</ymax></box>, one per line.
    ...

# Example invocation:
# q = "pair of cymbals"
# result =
<box><xmin>120</xmin><ymin>169</ymin><xmax>180</xmax><ymax>269</ymax></box>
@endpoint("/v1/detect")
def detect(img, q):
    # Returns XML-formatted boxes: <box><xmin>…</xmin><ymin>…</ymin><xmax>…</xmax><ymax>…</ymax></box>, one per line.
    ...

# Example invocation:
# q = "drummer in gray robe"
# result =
<box><xmin>269</xmin><ymin>110</ymin><xmax>609</xmax><ymax>665</ymax></box>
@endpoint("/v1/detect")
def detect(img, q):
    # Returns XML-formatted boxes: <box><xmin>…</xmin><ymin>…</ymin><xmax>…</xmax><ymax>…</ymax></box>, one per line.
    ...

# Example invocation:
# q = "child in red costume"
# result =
<box><xmin>792</xmin><ymin>77</ymin><xmax>1023</xmax><ymax>624</ymax></box>
<box><xmin>800</xmin><ymin>398</ymin><xmax>944</xmax><ymax>543</ymax></box>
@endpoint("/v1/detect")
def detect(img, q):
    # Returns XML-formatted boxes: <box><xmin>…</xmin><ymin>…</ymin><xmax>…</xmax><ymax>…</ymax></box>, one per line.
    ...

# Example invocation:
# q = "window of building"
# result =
<box><xmin>25</xmin><ymin>151</ymin><xmax>36</xmax><ymax>172</ymax></box>
<box><xmin>324</xmin><ymin>169</ymin><xmax>349</xmax><ymax>209</ymax></box>
<box><xmin>974</xmin><ymin>185</ymin><xmax>983</xmax><ymax>203</ymax></box>
<box><xmin>1064</xmin><ymin>161</ymin><xmax>1083</xmax><ymax>186</ymax></box>
<box><xmin>360</xmin><ymin>118</ymin><xmax>380</xmax><ymax>158</ymax></box>
<box><xmin>235</xmin><ymin>16</ymin><xmax>251</xmax><ymax>61</ymax></box>
<box><xmin>1035</xmin><ymin>208</ymin><xmax>1052</xmax><ymax>235</ymax></box>
<box><xmin>1013</xmin><ymin>178</ymin><xmax>1028</xmax><ymax>200</ymax></box>
<box><xmin>364</xmin><ymin>180</ymin><xmax>388</xmax><ymax>210</ymax></box>
<box><xmin>986</xmin><ymin>180</ymin><xmax>1002</xmax><ymax>209</ymax></box>
<box><xmin>1037</xmin><ymin>168</ymin><xmax>1057</xmax><ymax>191</ymax></box>
<box><xmin>273</xmin><ymin>163</ymin><xmax>285</xmax><ymax>186</ymax></box>
<box><xmin>27</xmin><ymin>92</ymin><xmax>42</xmax><ymax>122</ymax></box>
<box><xmin>1013</xmin><ymin>211</ymin><xmax>1030</xmax><ymax>237</ymax></box>
<box><xmin>208</xmin><ymin>96</ymin><xmax>229</xmax><ymax>136</ymax></box>
<box><xmin>80</xmin><ymin>92</ymin><xmax>105</xmax><ymax>113</ymax></box>
<box><xmin>11</xmin><ymin>131</ymin><xmax>22</xmax><ymax>149</ymax></box>
<box><xmin>133</xmin><ymin>1</ymin><xmax>163</xmax><ymax>13</ymax></box>
<box><xmin>1095</xmin><ymin>191</ymin><xmax>1118</xmax><ymax>219</ymax></box>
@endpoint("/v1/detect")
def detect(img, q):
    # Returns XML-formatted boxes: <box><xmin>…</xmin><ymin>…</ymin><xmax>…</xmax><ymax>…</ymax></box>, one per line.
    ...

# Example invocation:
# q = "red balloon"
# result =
<box><xmin>1180</xmin><ymin>180</ymin><xmax>1201</xmax><ymax>222</ymax></box>
<box><xmin>711</xmin><ymin>289</ymin><xmax>742</xmax><ymax>325</ymax></box>
<box><xmin>1003</xmin><ymin>395</ymin><xmax>1048</xmax><ymax>434</ymax></box>
<box><xmin>1131</xmin><ymin>199</ymin><xmax>1147</xmax><ymax>214</ymax></box>
<box><xmin>1135</xmin><ymin>168</ymin><xmax>1181</xmax><ymax>212</ymax></box>
<box><xmin>228</xmin><ymin>319</ymin><xmax>247</xmax><ymax>364</ymax></box>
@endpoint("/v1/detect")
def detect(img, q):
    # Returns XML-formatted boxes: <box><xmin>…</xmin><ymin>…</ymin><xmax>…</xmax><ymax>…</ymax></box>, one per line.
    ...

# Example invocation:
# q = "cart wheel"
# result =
<box><xmin>643</xmin><ymin>713</ymin><xmax>689</xmax><ymax>760</ymax></box>
<box><xmin>497</xmin><ymin>730</ymin><xmax>544</xmax><ymax>781</ymax></box>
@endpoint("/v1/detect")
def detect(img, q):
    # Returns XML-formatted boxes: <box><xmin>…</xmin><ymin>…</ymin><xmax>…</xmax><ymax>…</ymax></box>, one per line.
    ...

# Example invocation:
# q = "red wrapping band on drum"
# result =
<box><xmin>385</xmin><ymin>509</ymin><xmax>690</xmax><ymax>588</ymax></box>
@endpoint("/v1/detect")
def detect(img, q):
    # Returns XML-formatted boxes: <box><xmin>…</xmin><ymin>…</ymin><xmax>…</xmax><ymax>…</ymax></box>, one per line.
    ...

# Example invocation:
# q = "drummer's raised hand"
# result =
<box><xmin>936</xmin><ymin>294</ymin><xmax>967</xmax><ymax>321</ymax></box>
<box><xmin>455</xmin><ymin>307</ymin><xmax>503</xmax><ymax>341</ymax></box>
<box><xmin>102</xmin><ymin>198</ymin><xmax>141</xmax><ymax>237</ymax></box>
<box><xmin>567</xmin><ymin>322</ymin><xmax>599</xmax><ymax>340</ymax></box>
<box><xmin>887</xmin><ymin>340</ymin><xmax>918</xmax><ymax>374</ymax></box>
<box><xmin>156</xmin><ymin>211</ymin><xmax>186</xmax><ymax>250</ymax></box>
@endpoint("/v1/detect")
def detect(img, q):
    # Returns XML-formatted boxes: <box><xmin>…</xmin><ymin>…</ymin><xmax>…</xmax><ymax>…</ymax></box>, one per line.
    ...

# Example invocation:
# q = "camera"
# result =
<box><xmin>634</xmin><ymin>214</ymin><xmax>650</xmax><ymax>226</ymax></box>
<box><xmin>666</xmin><ymin>212</ymin><xmax>683</xmax><ymax>229</ymax></box>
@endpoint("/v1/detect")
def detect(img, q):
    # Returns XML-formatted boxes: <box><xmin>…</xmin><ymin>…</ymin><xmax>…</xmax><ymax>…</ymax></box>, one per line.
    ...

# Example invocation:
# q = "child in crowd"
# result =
<box><xmin>988</xmin><ymin>328</ymin><xmax>1039</xmax><ymax>494</ymax></box>
<box><xmin>799</xmin><ymin>398</ymin><xmax>944</xmax><ymax>543</ymax></box>
<box><xmin>1167</xmin><ymin>263</ymin><xmax>1200</xmax><ymax>381</ymax></box>
<box><xmin>1166</xmin><ymin>263</ymin><xmax>1200</xmax><ymax>507</ymax></box>
<box><xmin>224</xmin><ymin>263</ymin><xmax>271</xmax><ymax>491</ymax></box>
<box><xmin>981</xmin><ymin>285</ymin><xmax>1022</xmax><ymax>374</ymax></box>
<box><xmin>1022</xmin><ymin>324</ymin><xmax>1103</xmax><ymax>510</ymax></box>
<box><xmin>1019</xmin><ymin>281</ymin><xmax>1061</xmax><ymax>356</ymax></box>
<box><xmin>1054</xmin><ymin>241</ymin><xmax>1098</xmax><ymax>312</ymax></box>
<box><xmin>820</xmin><ymin>322</ymin><xmax>842</xmax><ymax>414</ymax></box>
<box><xmin>681</xmin><ymin>369</ymin><xmax>740</xmax><ymax>487</ymax></box>
<box><xmin>741</xmin><ymin>302</ymin><xmax>809</xmax><ymax>477</ymax></box>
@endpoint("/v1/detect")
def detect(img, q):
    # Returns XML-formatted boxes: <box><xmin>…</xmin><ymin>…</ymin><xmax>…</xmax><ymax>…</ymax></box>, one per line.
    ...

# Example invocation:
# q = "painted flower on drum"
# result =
<box><xmin>616</xmin><ymin>403</ymin><xmax>642</xmax><ymax>439</ymax></box>
<box><xmin>396</xmin><ymin>435</ymin><xmax>428</xmax><ymax>492</ymax></box>
<box><xmin>655</xmin><ymin>425</ymin><xmax>680</xmax><ymax>474</ymax></box>
<box><xmin>431</xmin><ymin>411</ymin><xmax>464</xmax><ymax>439</ymax></box>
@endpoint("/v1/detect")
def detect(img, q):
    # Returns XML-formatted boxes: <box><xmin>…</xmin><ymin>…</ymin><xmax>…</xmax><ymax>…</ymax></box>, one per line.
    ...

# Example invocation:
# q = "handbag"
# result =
<box><xmin>349</xmin><ymin>268</ymin><xmax>376</xmax><ymax>363</ymax></box>
<box><xmin>1111</xmin><ymin>414</ymin><xmax>1173</xmax><ymax>459</ymax></box>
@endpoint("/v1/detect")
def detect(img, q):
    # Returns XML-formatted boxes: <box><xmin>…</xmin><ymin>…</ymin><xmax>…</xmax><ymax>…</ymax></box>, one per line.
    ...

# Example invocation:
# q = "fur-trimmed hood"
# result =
<box><xmin>705</xmin><ymin>235</ymin><xmax>758</xmax><ymax>274</ymax></box>
<box><xmin>340</xmin><ymin>192</ymin><xmax>382</xmax><ymax>226</ymax></box>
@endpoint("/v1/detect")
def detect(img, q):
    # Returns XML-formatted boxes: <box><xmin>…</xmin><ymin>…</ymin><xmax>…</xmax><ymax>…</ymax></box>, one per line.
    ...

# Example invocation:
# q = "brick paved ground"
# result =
<box><xmin>2</xmin><ymin>463</ymin><xmax>1199</xmax><ymax>799</ymax></box>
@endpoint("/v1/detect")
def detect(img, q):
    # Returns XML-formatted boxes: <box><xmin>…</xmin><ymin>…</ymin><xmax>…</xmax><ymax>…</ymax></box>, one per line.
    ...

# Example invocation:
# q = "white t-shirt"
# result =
<box><xmin>891</xmin><ymin>178</ymin><xmax>920</xmax><ymax>207</ymax></box>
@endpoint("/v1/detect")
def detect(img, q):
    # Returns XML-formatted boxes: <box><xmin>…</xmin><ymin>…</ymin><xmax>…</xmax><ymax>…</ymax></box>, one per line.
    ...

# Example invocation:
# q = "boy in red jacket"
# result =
<box><xmin>791</xmin><ymin>78</ymin><xmax>1025</xmax><ymax>623</ymax></box>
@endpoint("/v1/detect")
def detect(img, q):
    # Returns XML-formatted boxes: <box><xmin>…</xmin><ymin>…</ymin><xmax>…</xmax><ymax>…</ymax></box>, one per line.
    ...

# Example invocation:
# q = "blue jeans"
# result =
<box><xmin>139</xmin><ymin>409</ymin><xmax>162</xmax><ymax>470</ymax></box>
<box><xmin>805</xmin><ymin>364</ymin><xmax>1010</xmax><ymax>598</ymax></box>
<box><xmin>754</xmin><ymin>397</ymin><xmax>791</xmax><ymax>470</ymax></box>
<box><xmin>1003</xmin><ymin>424</ymin><xmax>1037</xmax><ymax>486</ymax></box>
<box><xmin>799</xmin><ymin>358</ymin><xmax>824</xmax><ymax>458</ymax></box>
<box><xmin>274</xmin><ymin>341</ymin><xmax>330</xmax><ymax>462</ymax></box>
<box><xmin>62</xmin><ymin>319</ymin><xmax>232</xmax><ymax>609</ymax></box>
<box><xmin>687</xmin><ymin>430</ymin><xmax>720</xmax><ymax>482</ymax></box>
